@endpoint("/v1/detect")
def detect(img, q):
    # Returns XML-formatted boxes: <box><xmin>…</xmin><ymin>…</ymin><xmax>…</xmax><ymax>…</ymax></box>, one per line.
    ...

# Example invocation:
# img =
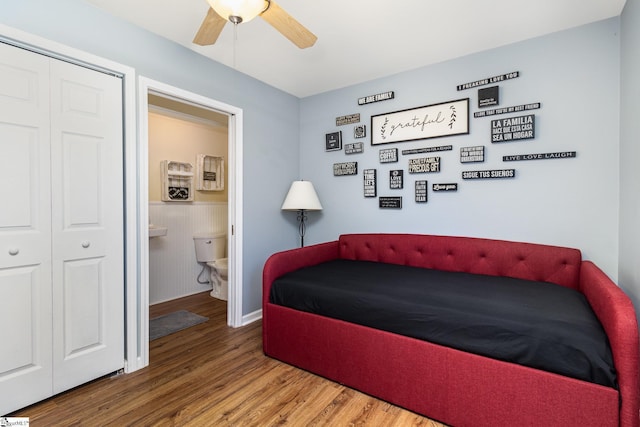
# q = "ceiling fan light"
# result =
<box><xmin>208</xmin><ymin>0</ymin><xmax>268</xmax><ymax>23</ymax></box>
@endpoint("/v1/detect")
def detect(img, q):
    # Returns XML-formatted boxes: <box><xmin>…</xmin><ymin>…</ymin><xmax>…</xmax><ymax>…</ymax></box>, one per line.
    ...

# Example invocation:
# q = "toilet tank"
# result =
<box><xmin>193</xmin><ymin>232</ymin><xmax>226</xmax><ymax>262</ymax></box>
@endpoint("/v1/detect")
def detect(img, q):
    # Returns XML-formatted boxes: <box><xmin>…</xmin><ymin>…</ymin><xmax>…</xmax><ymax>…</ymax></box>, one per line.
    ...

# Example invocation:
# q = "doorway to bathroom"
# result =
<box><xmin>138</xmin><ymin>77</ymin><xmax>244</xmax><ymax>366</ymax></box>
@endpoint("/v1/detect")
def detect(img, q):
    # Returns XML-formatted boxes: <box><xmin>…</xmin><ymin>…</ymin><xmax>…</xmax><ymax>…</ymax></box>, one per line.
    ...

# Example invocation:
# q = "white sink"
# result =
<box><xmin>149</xmin><ymin>225</ymin><xmax>168</xmax><ymax>238</ymax></box>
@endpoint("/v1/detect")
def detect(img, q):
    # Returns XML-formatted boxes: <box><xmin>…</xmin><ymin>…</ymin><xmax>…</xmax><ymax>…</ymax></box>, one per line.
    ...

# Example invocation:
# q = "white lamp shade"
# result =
<box><xmin>281</xmin><ymin>181</ymin><xmax>323</xmax><ymax>211</ymax></box>
<box><xmin>207</xmin><ymin>0</ymin><xmax>268</xmax><ymax>23</ymax></box>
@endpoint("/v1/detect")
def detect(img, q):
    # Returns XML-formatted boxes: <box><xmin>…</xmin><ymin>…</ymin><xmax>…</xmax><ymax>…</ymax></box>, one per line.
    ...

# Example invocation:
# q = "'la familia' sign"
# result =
<box><xmin>492</xmin><ymin>114</ymin><xmax>535</xmax><ymax>142</ymax></box>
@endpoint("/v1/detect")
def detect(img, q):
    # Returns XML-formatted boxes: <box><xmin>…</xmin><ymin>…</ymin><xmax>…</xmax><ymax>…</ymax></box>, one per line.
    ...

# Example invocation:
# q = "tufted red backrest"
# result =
<box><xmin>338</xmin><ymin>233</ymin><xmax>582</xmax><ymax>290</ymax></box>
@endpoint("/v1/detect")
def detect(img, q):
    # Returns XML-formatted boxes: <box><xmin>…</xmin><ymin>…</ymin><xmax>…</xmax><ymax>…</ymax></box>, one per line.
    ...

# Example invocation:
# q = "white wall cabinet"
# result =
<box><xmin>0</xmin><ymin>42</ymin><xmax>125</xmax><ymax>414</ymax></box>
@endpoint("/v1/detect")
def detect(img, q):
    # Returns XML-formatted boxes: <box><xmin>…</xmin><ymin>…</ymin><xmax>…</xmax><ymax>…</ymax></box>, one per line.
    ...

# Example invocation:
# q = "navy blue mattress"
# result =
<box><xmin>269</xmin><ymin>259</ymin><xmax>617</xmax><ymax>388</ymax></box>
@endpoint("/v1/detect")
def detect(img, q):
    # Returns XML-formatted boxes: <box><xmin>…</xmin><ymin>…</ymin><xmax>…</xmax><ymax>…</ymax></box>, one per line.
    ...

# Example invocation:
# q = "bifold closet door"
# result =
<box><xmin>0</xmin><ymin>41</ymin><xmax>125</xmax><ymax>414</ymax></box>
<box><xmin>49</xmin><ymin>59</ymin><xmax>124</xmax><ymax>393</ymax></box>
<box><xmin>0</xmin><ymin>41</ymin><xmax>54</xmax><ymax>414</ymax></box>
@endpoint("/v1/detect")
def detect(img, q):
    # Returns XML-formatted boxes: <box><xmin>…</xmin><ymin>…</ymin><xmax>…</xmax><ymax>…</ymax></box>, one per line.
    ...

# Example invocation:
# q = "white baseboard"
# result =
<box><xmin>242</xmin><ymin>309</ymin><xmax>262</xmax><ymax>326</ymax></box>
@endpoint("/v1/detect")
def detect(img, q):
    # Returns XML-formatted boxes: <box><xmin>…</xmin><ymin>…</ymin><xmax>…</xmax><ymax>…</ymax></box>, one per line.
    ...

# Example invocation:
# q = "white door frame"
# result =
<box><xmin>136</xmin><ymin>77</ymin><xmax>244</xmax><ymax>368</ymax></box>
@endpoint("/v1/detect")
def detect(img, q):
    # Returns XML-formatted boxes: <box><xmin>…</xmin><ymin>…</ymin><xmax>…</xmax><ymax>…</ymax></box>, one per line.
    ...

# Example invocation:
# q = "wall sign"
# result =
<box><xmin>492</xmin><ymin>114</ymin><xmax>535</xmax><ymax>142</ymax></box>
<box><xmin>460</xmin><ymin>146</ymin><xmax>485</xmax><ymax>163</ymax></box>
<box><xmin>457</xmin><ymin>71</ymin><xmax>519</xmax><ymax>91</ymax></box>
<box><xmin>474</xmin><ymin>102</ymin><xmax>541</xmax><ymax>118</ymax></box>
<box><xmin>478</xmin><ymin>86</ymin><xmax>499</xmax><ymax>108</ymax></box>
<box><xmin>354</xmin><ymin>124</ymin><xmax>367</xmax><ymax>139</ymax></box>
<box><xmin>336</xmin><ymin>113</ymin><xmax>360</xmax><ymax>126</ymax></box>
<box><xmin>325</xmin><ymin>131</ymin><xmax>342</xmax><ymax>151</ymax></box>
<box><xmin>402</xmin><ymin>145</ymin><xmax>452</xmax><ymax>155</ymax></box>
<box><xmin>503</xmin><ymin>151</ymin><xmax>576</xmax><ymax>161</ymax></box>
<box><xmin>379</xmin><ymin>197</ymin><xmax>402</xmax><ymax>209</ymax></box>
<box><xmin>390</xmin><ymin>170</ymin><xmax>404</xmax><ymax>189</ymax></box>
<box><xmin>408</xmin><ymin>157</ymin><xmax>441</xmax><ymax>173</ymax></box>
<box><xmin>379</xmin><ymin>148</ymin><xmax>398</xmax><ymax>163</ymax></box>
<box><xmin>345</xmin><ymin>142</ymin><xmax>364</xmax><ymax>154</ymax></box>
<box><xmin>333</xmin><ymin>162</ymin><xmax>358</xmax><ymax>176</ymax></box>
<box><xmin>462</xmin><ymin>169</ymin><xmax>516</xmax><ymax>180</ymax></box>
<box><xmin>371</xmin><ymin>98</ymin><xmax>469</xmax><ymax>145</ymax></box>
<box><xmin>363</xmin><ymin>169</ymin><xmax>377</xmax><ymax>197</ymax></box>
<box><xmin>415</xmin><ymin>180</ymin><xmax>428</xmax><ymax>203</ymax></box>
<box><xmin>358</xmin><ymin>91</ymin><xmax>395</xmax><ymax>105</ymax></box>
<box><xmin>432</xmin><ymin>183</ymin><xmax>458</xmax><ymax>192</ymax></box>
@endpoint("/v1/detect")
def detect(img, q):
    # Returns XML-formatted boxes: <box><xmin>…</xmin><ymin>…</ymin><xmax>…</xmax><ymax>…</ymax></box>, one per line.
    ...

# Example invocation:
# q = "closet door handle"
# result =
<box><xmin>8</xmin><ymin>248</ymin><xmax>19</xmax><ymax>256</ymax></box>
<box><xmin>82</xmin><ymin>241</ymin><xmax>91</xmax><ymax>248</ymax></box>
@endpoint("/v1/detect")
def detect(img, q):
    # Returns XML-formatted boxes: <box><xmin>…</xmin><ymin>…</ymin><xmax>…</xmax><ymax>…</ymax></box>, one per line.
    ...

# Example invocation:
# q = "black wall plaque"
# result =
<box><xmin>345</xmin><ymin>142</ymin><xmax>364</xmax><ymax>154</ymax></box>
<box><xmin>333</xmin><ymin>162</ymin><xmax>358</xmax><ymax>176</ymax></box>
<box><xmin>462</xmin><ymin>169</ymin><xmax>516</xmax><ymax>180</ymax></box>
<box><xmin>358</xmin><ymin>91</ymin><xmax>395</xmax><ymax>105</ymax></box>
<box><xmin>401</xmin><ymin>145</ymin><xmax>452</xmax><ymax>155</ymax></box>
<box><xmin>379</xmin><ymin>148</ymin><xmax>398</xmax><ymax>163</ymax></box>
<box><xmin>474</xmin><ymin>102</ymin><xmax>540</xmax><ymax>118</ymax></box>
<box><xmin>432</xmin><ymin>183</ymin><xmax>458</xmax><ymax>192</ymax></box>
<box><xmin>336</xmin><ymin>113</ymin><xmax>360</xmax><ymax>126</ymax></box>
<box><xmin>478</xmin><ymin>86</ymin><xmax>499</xmax><ymax>108</ymax></box>
<box><xmin>363</xmin><ymin>169</ymin><xmax>377</xmax><ymax>197</ymax></box>
<box><xmin>460</xmin><ymin>146</ymin><xmax>485</xmax><ymax>163</ymax></box>
<box><xmin>325</xmin><ymin>131</ymin><xmax>342</xmax><ymax>151</ymax></box>
<box><xmin>408</xmin><ymin>157</ymin><xmax>440</xmax><ymax>173</ymax></box>
<box><xmin>492</xmin><ymin>114</ymin><xmax>535</xmax><ymax>142</ymax></box>
<box><xmin>390</xmin><ymin>170</ymin><xmax>404</xmax><ymax>189</ymax></box>
<box><xmin>503</xmin><ymin>151</ymin><xmax>576</xmax><ymax>161</ymax></box>
<box><xmin>415</xmin><ymin>180</ymin><xmax>428</xmax><ymax>203</ymax></box>
<box><xmin>379</xmin><ymin>197</ymin><xmax>402</xmax><ymax>209</ymax></box>
<box><xmin>457</xmin><ymin>71</ymin><xmax>519</xmax><ymax>91</ymax></box>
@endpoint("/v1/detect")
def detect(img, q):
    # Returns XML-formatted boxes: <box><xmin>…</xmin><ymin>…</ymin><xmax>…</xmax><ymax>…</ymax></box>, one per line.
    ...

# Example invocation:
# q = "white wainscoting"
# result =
<box><xmin>149</xmin><ymin>201</ymin><xmax>228</xmax><ymax>305</ymax></box>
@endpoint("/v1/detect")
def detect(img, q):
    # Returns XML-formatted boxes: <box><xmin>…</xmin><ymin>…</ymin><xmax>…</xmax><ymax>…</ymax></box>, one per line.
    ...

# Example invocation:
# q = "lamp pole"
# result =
<box><xmin>297</xmin><ymin>209</ymin><xmax>308</xmax><ymax>247</ymax></box>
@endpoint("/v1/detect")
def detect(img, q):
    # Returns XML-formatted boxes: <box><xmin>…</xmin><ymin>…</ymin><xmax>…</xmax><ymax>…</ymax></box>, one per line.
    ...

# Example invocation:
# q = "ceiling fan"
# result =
<box><xmin>193</xmin><ymin>0</ymin><xmax>317</xmax><ymax>49</ymax></box>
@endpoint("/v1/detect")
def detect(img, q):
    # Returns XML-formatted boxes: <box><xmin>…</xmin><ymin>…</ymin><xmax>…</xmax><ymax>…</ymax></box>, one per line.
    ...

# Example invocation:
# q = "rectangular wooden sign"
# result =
<box><xmin>358</xmin><ymin>91</ymin><xmax>395</xmax><ymax>105</ymax></box>
<box><xmin>462</xmin><ymin>169</ymin><xmax>516</xmax><ymax>180</ymax></box>
<box><xmin>333</xmin><ymin>162</ymin><xmax>358</xmax><ymax>176</ymax></box>
<box><xmin>371</xmin><ymin>98</ymin><xmax>469</xmax><ymax>145</ymax></box>
<box><xmin>491</xmin><ymin>114</ymin><xmax>535</xmax><ymax>142</ymax></box>
<box><xmin>460</xmin><ymin>146</ymin><xmax>485</xmax><ymax>163</ymax></box>
<box><xmin>474</xmin><ymin>102</ymin><xmax>540</xmax><ymax>118</ymax></box>
<box><xmin>390</xmin><ymin>170</ymin><xmax>404</xmax><ymax>189</ymax></box>
<box><xmin>379</xmin><ymin>148</ymin><xmax>398</xmax><ymax>163</ymax></box>
<box><xmin>415</xmin><ymin>180</ymin><xmax>428</xmax><ymax>203</ymax></box>
<box><xmin>402</xmin><ymin>145</ymin><xmax>452</xmax><ymax>155</ymax></box>
<box><xmin>379</xmin><ymin>197</ymin><xmax>402</xmax><ymax>209</ymax></box>
<box><xmin>408</xmin><ymin>157</ymin><xmax>441</xmax><ymax>173</ymax></box>
<box><xmin>457</xmin><ymin>71</ymin><xmax>519</xmax><ymax>91</ymax></box>
<box><xmin>345</xmin><ymin>142</ymin><xmax>364</xmax><ymax>154</ymax></box>
<box><xmin>503</xmin><ymin>151</ymin><xmax>576</xmax><ymax>161</ymax></box>
<box><xmin>363</xmin><ymin>169</ymin><xmax>377</xmax><ymax>197</ymax></box>
<box><xmin>336</xmin><ymin>113</ymin><xmax>360</xmax><ymax>126</ymax></box>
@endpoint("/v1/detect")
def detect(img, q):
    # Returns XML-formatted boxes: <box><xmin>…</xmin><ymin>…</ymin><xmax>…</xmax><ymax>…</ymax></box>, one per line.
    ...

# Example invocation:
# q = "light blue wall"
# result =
<box><xmin>0</xmin><ymin>0</ymin><xmax>300</xmax><ymax>314</ymax></box>
<box><xmin>619</xmin><ymin>0</ymin><xmax>640</xmax><ymax>313</ymax></box>
<box><xmin>300</xmin><ymin>18</ymin><xmax>621</xmax><ymax>279</ymax></box>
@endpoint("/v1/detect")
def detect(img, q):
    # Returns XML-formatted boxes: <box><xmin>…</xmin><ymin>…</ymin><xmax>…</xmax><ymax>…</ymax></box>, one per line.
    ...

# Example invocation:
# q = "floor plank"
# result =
<box><xmin>11</xmin><ymin>292</ymin><xmax>445</xmax><ymax>426</ymax></box>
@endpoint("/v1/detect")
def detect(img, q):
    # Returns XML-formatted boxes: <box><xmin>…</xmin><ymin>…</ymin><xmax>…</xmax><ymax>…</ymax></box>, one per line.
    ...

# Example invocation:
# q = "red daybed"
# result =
<box><xmin>262</xmin><ymin>233</ymin><xmax>640</xmax><ymax>427</ymax></box>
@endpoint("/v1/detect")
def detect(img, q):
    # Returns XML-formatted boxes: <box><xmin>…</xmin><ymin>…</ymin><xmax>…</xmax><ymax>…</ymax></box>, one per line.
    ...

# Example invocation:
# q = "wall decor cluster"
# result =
<box><xmin>323</xmin><ymin>70</ymin><xmax>576</xmax><ymax>209</ymax></box>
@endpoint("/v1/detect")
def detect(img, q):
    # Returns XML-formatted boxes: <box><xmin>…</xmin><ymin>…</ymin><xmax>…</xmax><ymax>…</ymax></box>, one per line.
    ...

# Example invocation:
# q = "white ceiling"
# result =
<box><xmin>83</xmin><ymin>0</ymin><xmax>626</xmax><ymax>98</ymax></box>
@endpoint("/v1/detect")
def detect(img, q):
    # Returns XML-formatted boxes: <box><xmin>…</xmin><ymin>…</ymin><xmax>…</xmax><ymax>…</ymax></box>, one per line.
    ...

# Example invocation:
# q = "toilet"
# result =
<box><xmin>193</xmin><ymin>232</ymin><xmax>228</xmax><ymax>300</ymax></box>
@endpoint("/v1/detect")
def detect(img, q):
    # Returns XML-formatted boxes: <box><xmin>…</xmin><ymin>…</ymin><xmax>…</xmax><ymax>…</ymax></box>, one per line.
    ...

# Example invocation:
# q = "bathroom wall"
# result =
<box><xmin>148</xmin><ymin>108</ymin><xmax>228</xmax><ymax>304</ymax></box>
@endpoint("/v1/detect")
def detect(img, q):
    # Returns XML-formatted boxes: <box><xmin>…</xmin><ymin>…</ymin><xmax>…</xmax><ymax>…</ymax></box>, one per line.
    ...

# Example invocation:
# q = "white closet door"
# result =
<box><xmin>49</xmin><ymin>60</ymin><xmax>124</xmax><ymax>393</ymax></box>
<box><xmin>0</xmin><ymin>43</ymin><xmax>53</xmax><ymax>413</ymax></box>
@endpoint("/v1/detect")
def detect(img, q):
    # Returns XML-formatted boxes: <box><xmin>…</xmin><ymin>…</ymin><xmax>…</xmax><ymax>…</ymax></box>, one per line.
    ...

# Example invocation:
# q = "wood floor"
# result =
<box><xmin>11</xmin><ymin>292</ymin><xmax>445</xmax><ymax>426</ymax></box>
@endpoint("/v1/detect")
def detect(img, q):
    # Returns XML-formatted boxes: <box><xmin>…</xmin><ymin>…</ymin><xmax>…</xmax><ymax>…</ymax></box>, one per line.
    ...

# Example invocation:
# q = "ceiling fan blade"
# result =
<box><xmin>260</xmin><ymin>1</ymin><xmax>317</xmax><ymax>49</ymax></box>
<box><xmin>193</xmin><ymin>7</ymin><xmax>227</xmax><ymax>46</ymax></box>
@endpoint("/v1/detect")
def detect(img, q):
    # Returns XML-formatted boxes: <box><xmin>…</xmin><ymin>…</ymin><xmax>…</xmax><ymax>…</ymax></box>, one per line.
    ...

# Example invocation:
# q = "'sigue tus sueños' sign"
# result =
<box><xmin>371</xmin><ymin>99</ymin><xmax>469</xmax><ymax>145</ymax></box>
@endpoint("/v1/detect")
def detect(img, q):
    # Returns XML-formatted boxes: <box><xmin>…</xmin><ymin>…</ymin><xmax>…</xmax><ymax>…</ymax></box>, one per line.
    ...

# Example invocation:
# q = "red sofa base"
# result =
<box><xmin>264</xmin><ymin>303</ymin><xmax>619</xmax><ymax>427</ymax></box>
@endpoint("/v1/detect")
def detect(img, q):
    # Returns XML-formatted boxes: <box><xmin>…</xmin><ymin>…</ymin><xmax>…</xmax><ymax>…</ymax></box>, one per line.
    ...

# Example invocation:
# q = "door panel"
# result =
<box><xmin>50</xmin><ymin>59</ymin><xmax>124</xmax><ymax>394</ymax></box>
<box><xmin>0</xmin><ymin>42</ymin><xmax>53</xmax><ymax>415</ymax></box>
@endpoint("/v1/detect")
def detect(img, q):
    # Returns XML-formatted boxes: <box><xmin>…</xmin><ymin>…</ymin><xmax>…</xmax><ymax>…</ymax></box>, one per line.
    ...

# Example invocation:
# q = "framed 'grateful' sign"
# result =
<box><xmin>371</xmin><ymin>98</ymin><xmax>469</xmax><ymax>145</ymax></box>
